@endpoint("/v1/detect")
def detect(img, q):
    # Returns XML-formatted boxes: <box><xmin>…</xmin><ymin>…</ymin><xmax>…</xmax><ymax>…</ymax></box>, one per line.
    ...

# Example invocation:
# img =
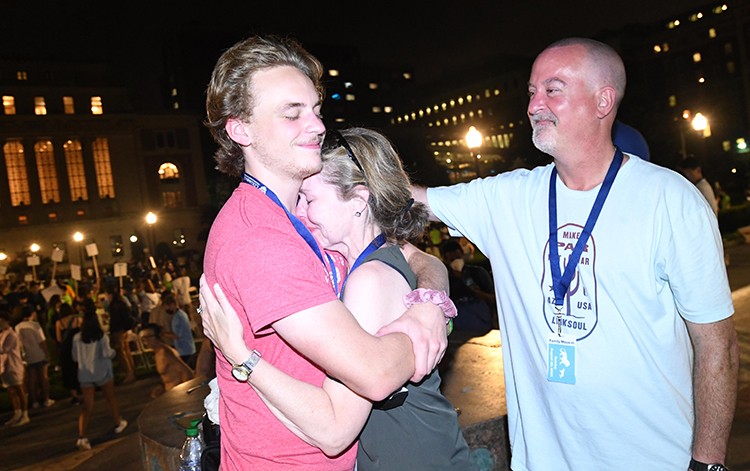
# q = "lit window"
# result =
<box><xmin>173</xmin><ymin>102</ymin><xmax>179</xmax><ymax>110</ymax></box>
<box><xmin>372</xmin><ymin>106</ymin><xmax>382</xmax><ymax>113</ymax></box>
<box><xmin>709</xmin><ymin>28</ymin><xmax>717</xmax><ymax>38</ymax></box>
<box><xmin>171</xmin><ymin>88</ymin><xmax>178</xmax><ymax>97</ymax></box>
<box><xmin>334</xmin><ymin>117</ymin><xmax>345</xmax><ymax>123</ymax></box>
<box><xmin>450</xmin><ymin>100</ymin><xmax>455</xmax><ymax>107</ymax></box>
<box><xmin>35</xmin><ymin>140</ymin><xmax>60</xmax><ymax>203</ymax></box>
<box><xmin>693</xmin><ymin>52</ymin><xmax>702</xmax><ymax>63</ymax></box>
<box><xmin>418</xmin><ymin>110</ymin><xmax>424</xmax><ymax>117</ymax></box>
<box><xmin>662</xmin><ymin>42</ymin><xmax>670</xmax><ymax>52</ymax></box>
<box><xmin>484</xmin><ymin>89</ymin><xmax>491</xmax><ymax>98</ymax></box>
<box><xmin>16</xmin><ymin>71</ymin><xmax>27</xmax><ymax>81</ymax></box>
<box><xmin>425</xmin><ymin>107</ymin><xmax>431</xmax><ymax>115</ymax></box>
<box><xmin>725</xmin><ymin>43</ymin><xmax>733</xmax><ymax>54</ymax></box>
<box><xmin>63</xmin><ymin>96</ymin><xmax>75</xmax><ymax>114</ymax></box>
<box><xmin>466</xmin><ymin>95</ymin><xmax>473</xmax><ymax>103</ymax></box>
<box><xmin>411</xmin><ymin>112</ymin><xmax>416</xmax><ymax>120</ymax></box>
<box><xmin>92</xmin><ymin>137</ymin><xmax>115</xmax><ymax>198</ymax></box>
<box><xmin>402</xmin><ymin>72</ymin><xmax>412</xmax><ymax>80</ymax></box>
<box><xmin>494</xmin><ymin>89</ymin><xmax>500</xmax><ymax>96</ymax></box>
<box><xmin>76</xmin><ymin>209</ymin><xmax>85</xmax><ymax>217</ymax></box>
<box><xmin>18</xmin><ymin>215</ymin><xmax>28</xmax><ymax>225</ymax></box>
<box><xmin>64</xmin><ymin>140</ymin><xmax>88</xmax><ymax>201</ymax></box>
<box><xmin>162</xmin><ymin>191</ymin><xmax>182</xmax><ymax>208</ymax></box>
<box><xmin>158</xmin><ymin>162</ymin><xmax>180</xmax><ymax>181</ymax></box>
<box><xmin>728</xmin><ymin>61</ymin><xmax>736</xmax><ymax>73</ymax></box>
<box><xmin>91</xmin><ymin>96</ymin><xmax>103</xmax><ymax>115</ymax></box>
<box><xmin>4</xmin><ymin>140</ymin><xmax>31</xmax><ymax>206</ymax></box>
<box><xmin>48</xmin><ymin>212</ymin><xmax>57</xmax><ymax>221</ymax></box>
<box><xmin>328</xmin><ymin>69</ymin><xmax>339</xmax><ymax>77</ymax></box>
<box><xmin>698</xmin><ymin>77</ymin><xmax>706</xmax><ymax>83</ymax></box>
<box><xmin>3</xmin><ymin>96</ymin><xmax>16</xmax><ymax>115</ymax></box>
<box><xmin>669</xmin><ymin>95</ymin><xmax>677</xmax><ymax>107</ymax></box>
<box><xmin>653</xmin><ymin>45</ymin><xmax>662</xmax><ymax>53</ymax></box>
<box><xmin>345</xmin><ymin>94</ymin><xmax>355</xmax><ymax>101</ymax></box>
<box><xmin>344</xmin><ymin>82</ymin><xmax>353</xmax><ymax>89</ymax></box>
<box><xmin>384</xmin><ymin>106</ymin><xmax>392</xmax><ymax>113</ymax></box>
<box><xmin>458</xmin><ymin>97</ymin><xmax>464</xmax><ymax>105</ymax></box>
<box><xmin>34</xmin><ymin>97</ymin><xmax>47</xmax><ymax>115</ymax></box>
<box><xmin>369</xmin><ymin>83</ymin><xmax>378</xmax><ymax>90</ymax></box>
<box><xmin>441</xmin><ymin>103</ymin><xmax>447</xmax><ymax>111</ymax></box>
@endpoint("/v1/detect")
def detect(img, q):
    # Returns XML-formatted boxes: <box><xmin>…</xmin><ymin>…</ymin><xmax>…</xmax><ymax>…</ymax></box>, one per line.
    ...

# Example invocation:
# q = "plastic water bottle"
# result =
<box><xmin>179</xmin><ymin>422</ymin><xmax>204</xmax><ymax>471</ymax></box>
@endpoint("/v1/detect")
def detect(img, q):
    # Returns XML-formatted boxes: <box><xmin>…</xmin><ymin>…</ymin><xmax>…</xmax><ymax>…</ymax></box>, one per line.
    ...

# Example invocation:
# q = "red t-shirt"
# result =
<box><xmin>204</xmin><ymin>184</ymin><xmax>357</xmax><ymax>470</ymax></box>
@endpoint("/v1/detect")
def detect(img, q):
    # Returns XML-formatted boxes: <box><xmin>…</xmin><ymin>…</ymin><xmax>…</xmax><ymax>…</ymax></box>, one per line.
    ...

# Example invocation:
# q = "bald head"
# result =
<box><xmin>542</xmin><ymin>38</ymin><xmax>626</xmax><ymax>108</ymax></box>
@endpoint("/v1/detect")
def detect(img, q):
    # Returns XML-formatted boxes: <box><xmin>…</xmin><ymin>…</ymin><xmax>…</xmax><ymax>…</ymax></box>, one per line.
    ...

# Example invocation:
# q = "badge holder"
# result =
<box><xmin>547</xmin><ymin>307</ymin><xmax>576</xmax><ymax>385</ymax></box>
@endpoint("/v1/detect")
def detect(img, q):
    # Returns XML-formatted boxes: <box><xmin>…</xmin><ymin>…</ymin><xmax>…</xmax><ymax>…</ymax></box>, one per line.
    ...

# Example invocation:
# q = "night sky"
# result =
<box><xmin>4</xmin><ymin>0</ymin><xmax>717</xmax><ymax>87</ymax></box>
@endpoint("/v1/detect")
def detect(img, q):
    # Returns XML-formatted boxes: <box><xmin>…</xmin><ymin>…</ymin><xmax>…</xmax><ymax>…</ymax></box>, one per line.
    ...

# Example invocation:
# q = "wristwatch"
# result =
<box><xmin>231</xmin><ymin>350</ymin><xmax>262</xmax><ymax>382</ymax></box>
<box><xmin>690</xmin><ymin>458</ymin><xmax>729</xmax><ymax>471</ymax></box>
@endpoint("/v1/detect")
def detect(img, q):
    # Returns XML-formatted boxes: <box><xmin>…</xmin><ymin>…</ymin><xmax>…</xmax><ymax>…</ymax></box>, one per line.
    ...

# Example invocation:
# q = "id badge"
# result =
<box><xmin>547</xmin><ymin>334</ymin><xmax>576</xmax><ymax>385</ymax></box>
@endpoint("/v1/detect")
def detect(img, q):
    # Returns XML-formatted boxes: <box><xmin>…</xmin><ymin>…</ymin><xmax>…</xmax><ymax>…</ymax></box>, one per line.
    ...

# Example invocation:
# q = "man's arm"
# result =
<box><xmin>686</xmin><ymin>317</ymin><xmax>739</xmax><ymax>466</ymax></box>
<box><xmin>412</xmin><ymin>186</ymin><xmax>438</xmax><ymax>221</ymax></box>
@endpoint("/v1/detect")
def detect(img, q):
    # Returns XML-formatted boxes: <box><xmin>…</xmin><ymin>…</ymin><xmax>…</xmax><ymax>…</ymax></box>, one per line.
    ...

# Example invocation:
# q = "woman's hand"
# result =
<box><xmin>198</xmin><ymin>274</ymin><xmax>250</xmax><ymax>365</ymax></box>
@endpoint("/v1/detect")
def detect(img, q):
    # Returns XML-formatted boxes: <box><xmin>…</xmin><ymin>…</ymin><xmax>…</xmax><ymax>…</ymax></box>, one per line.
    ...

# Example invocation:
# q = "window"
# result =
<box><xmin>3</xmin><ymin>96</ymin><xmax>16</xmax><ymax>115</ymax></box>
<box><xmin>64</xmin><ymin>140</ymin><xmax>88</xmax><ymax>201</ymax></box>
<box><xmin>35</xmin><ymin>140</ymin><xmax>60</xmax><ymax>203</ymax></box>
<box><xmin>162</xmin><ymin>191</ymin><xmax>182</xmax><ymax>208</ymax></box>
<box><xmin>92</xmin><ymin>137</ymin><xmax>115</xmax><ymax>198</ymax></box>
<box><xmin>693</xmin><ymin>52</ymin><xmax>702</xmax><ymax>63</ymax></box>
<box><xmin>156</xmin><ymin>131</ymin><xmax>176</xmax><ymax>149</ymax></box>
<box><xmin>4</xmin><ymin>140</ymin><xmax>31</xmax><ymax>206</ymax></box>
<box><xmin>158</xmin><ymin>162</ymin><xmax>180</xmax><ymax>181</ymax></box>
<box><xmin>18</xmin><ymin>215</ymin><xmax>28</xmax><ymax>225</ymax></box>
<box><xmin>16</xmin><ymin>71</ymin><xmax>27</xmax><ymax>81</ymax></box>
<box><xmin>63</xmin><ymin>96</ymin><xmax>75</xmax><ymax>114</ymax></box>
<box><xmin>34</xmin><ymin>97</ymin><xmax>47</xmax><ymax>115</ymax></box>
<box><xmin>48</xmin><ymin>212</ymin><xmax>57</xmax><ymax>221</ymax></box>
<box><xmin>90</xmin><ymin>96</ymin><xmax>103</xmax><ymax>115</ymax></box>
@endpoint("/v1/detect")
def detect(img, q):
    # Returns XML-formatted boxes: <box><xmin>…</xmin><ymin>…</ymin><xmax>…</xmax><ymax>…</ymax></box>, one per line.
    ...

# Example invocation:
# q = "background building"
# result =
<box><xmin>0</xmin><ymin>58</ymin><xmax>209</xmax><ymax>280</ymax></box>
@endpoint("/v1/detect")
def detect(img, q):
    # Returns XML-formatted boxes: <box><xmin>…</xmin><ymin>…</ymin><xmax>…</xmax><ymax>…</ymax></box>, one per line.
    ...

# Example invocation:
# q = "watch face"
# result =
<box><xmin>232</xmin><ymin>365</ymin><xmax>250</xmax><ymax>382</ymax></box>
<box><xmin>708</xmin><ymin>465</ymin><xmax>728</xmax><ymax>471</ymax></box>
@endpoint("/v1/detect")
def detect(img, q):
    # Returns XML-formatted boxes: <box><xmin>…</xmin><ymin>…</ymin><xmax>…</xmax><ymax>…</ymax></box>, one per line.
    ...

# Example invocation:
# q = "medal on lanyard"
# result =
<box><xmin>545</xmin><ymin>148</ymin><xmax>623</xmax><ymax>385</ymax></box>
<box><xmin>242</xmin><ymin>173</ymin><xmax>339</xmax><ymax>294</ymax></box>
<box><xmin>339</xmin><ymin>234</ymin><xmax>387</xmax><ymax>299</ymax></box>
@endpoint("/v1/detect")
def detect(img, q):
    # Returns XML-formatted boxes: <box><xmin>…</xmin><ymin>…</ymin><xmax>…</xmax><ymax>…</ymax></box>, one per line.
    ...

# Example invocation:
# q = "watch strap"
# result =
<box><xmin>690</xmin><ymin>458</ymin><xmax>729</xmax><ymax>471</ymax></box>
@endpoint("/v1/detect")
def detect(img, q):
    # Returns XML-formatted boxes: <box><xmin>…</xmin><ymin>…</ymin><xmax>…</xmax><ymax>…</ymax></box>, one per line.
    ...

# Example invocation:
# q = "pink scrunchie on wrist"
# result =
<box><xmin>403</xmin><ymin>288</ymin><xmax>458</xmax><ymax>321</ymax></box>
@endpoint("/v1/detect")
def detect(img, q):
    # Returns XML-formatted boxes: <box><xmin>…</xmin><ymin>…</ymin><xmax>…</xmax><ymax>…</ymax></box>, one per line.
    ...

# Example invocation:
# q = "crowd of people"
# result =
<box><xmin>0</xmin><ymin>258</ymin><xmax>208</xmax><ymax>451</ymax></box>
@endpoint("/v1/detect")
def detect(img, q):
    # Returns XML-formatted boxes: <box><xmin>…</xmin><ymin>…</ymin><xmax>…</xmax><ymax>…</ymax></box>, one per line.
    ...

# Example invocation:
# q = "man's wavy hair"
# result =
<box><xmin>205</xmin><ymin>36</ymin><xmax>324</xmax><ymax>177</ymax></box>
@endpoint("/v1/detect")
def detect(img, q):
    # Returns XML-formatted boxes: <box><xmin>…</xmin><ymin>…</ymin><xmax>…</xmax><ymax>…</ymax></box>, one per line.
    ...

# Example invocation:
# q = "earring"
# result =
<box><xmin>354</xmin><ymin>211</ymin><xmax>362</xmax><ymax>217</ymax></box>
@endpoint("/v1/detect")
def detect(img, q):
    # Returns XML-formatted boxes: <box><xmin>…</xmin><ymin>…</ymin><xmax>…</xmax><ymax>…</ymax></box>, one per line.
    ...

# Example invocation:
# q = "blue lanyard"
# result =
<box><xmin>242</xmin><ymin>173</ymin><xmax>339</xmax><ymax>294</ymax></box>
<box><xmin>339</xmin><ymin>233</ymin><xmax>387</xmax><ymax>299</ymax></box>
<box><xmin>548</xmin><ymin>148</ymin><xmax>623</xmax><ymax>308</ymax></box>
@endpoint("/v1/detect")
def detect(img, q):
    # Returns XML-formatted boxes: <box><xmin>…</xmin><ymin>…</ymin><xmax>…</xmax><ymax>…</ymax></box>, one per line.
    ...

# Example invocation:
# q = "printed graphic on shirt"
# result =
<box><xmin>541</xmin><ymin>223</ymin><xmax>598</xmax><ymax>341</ymax></box>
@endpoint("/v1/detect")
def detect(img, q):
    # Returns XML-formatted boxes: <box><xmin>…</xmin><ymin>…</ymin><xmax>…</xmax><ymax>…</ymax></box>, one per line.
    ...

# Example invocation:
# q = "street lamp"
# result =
<box><xmin>466</xmin><ymin>126</ymin><xmax>483</xmax><ymax>178</ymax></box>
<box><xmin>29</xmin><ymin>243</ymin><xmax>40</xmax><ymax>281</ymax></box>
<box><xmin>145</xmin><ymin>211</ymin><xmax>158</xmax><ymax>262</ymax></box>
<box><xmin>73</xmin><ymin>231</ymin><xmax>85</xmax><ymax>268</ymax></box>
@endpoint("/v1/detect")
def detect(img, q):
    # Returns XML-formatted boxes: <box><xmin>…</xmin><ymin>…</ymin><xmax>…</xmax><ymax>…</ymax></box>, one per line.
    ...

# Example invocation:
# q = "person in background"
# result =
<box><xmin>172</xmin><ymin>266</ymin><xmax>193</xmax><ymax>316</ymax></box>
<box><xmin>106</xmin><ymin>288</ymin><xmax>136</xmax><ymax>384</ymax></box>
<box><xmin>441</xmin><ymin>239</ymin><xmax>495</xmax><ymax>334</ymax></box>
<box><xmin>15</xmin><ymin>304</ymin><xmax>54</xmax><ymax>409</ymax></box>
<box><xmin>137</xmin><ymin>278</ymin><xmax>160</xmax><ymax>326</ymax></box>
<box><xmin>612</xmin><ymin>120</ymin><xmax>650</xmax><ymax>161</ymax></box>
<box><xmin>55</xmin><ymin>303</ymin><xmax>82</xmax><ymax>404</ymax></box>
<box><xmin>138</xmin><ymin>323</ymin><xmax>193</xmax><ymax>398</ymax></box>
<box><xmin>412</xmin><ymin>37</ymin><xmax>738</xmax><ymax>471</ymax></box>
<box><xmin>71</xmin><ymin>298</ymin><xmax>127</xmax><ymax>450</ymax></box>
<box><xmin>0</xmin><ymin>310</ymin><xmax>29</xmax><ymax>426</ymax></box>
<box><xmin>162</xmin><ymin>294</ymin><xmax>196</xmax><ymax>369</ymax></box>
<box><xmin>679</xmin><ymin>156</ymin><xmax>719</xmax><ymax>216</ymax></box>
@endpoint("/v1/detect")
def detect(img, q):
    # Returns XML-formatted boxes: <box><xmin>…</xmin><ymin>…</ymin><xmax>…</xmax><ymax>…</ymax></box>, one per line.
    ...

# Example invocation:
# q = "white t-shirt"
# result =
<box><xmin>428</xmin><ymin>155</ymin><xmax>733</xmax><ymax>470</ymax></box>
<box><xmin>15</xmin><ymin>320</ymin><xmax>47</xmax><ymax>364</ymax></box>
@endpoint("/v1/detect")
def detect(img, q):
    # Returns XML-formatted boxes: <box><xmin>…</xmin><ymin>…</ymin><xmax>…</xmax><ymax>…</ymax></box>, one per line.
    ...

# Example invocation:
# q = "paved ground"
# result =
<box><xmin>4</xmin><ymin>241</ymin><xmax>750</xmax><ymax>470</ymax></box>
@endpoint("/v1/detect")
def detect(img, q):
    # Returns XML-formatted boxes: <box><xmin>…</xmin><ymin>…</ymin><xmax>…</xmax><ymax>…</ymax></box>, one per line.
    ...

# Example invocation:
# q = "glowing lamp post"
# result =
<box><xmin>466</xmin><ymin>126</ymin><xmax>483</xmax><ymax>178</ymax></box>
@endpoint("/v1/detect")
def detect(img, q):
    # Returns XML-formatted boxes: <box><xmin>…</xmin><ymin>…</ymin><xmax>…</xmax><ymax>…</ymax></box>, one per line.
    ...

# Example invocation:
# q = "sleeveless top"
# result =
<box><xmin>355</xmin><ymin>245</ymin><xmax>476</xmax><ymax>470</ymax></box>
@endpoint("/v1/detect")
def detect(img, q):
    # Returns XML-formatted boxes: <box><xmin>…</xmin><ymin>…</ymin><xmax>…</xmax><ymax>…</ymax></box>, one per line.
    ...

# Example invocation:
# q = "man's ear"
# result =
<box><xmin>225</xmin><ymin>118</ymin><xmax>252</xmax><ymax>146</ymax></box>
<box><xmin>596</xmin><ymin>86</ymin><xmax>617</xmax><ymax>119</ymax></box>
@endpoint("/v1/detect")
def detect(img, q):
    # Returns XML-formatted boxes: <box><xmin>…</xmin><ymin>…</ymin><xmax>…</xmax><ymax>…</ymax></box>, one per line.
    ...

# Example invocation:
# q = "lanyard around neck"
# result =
<box><xmin>548</xmin><ymin>148</ymin><xmax>623</xmax><ymax>308</ymax></box>
<box><xmin>242</xmin><ymin>172</ymin><xmax>339</xmax><ymax>294</ymax></box>
<box><xmin>339</xmin><ymin>234</ymin><xmax>387</xmax><ymax>299</ymax></box>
